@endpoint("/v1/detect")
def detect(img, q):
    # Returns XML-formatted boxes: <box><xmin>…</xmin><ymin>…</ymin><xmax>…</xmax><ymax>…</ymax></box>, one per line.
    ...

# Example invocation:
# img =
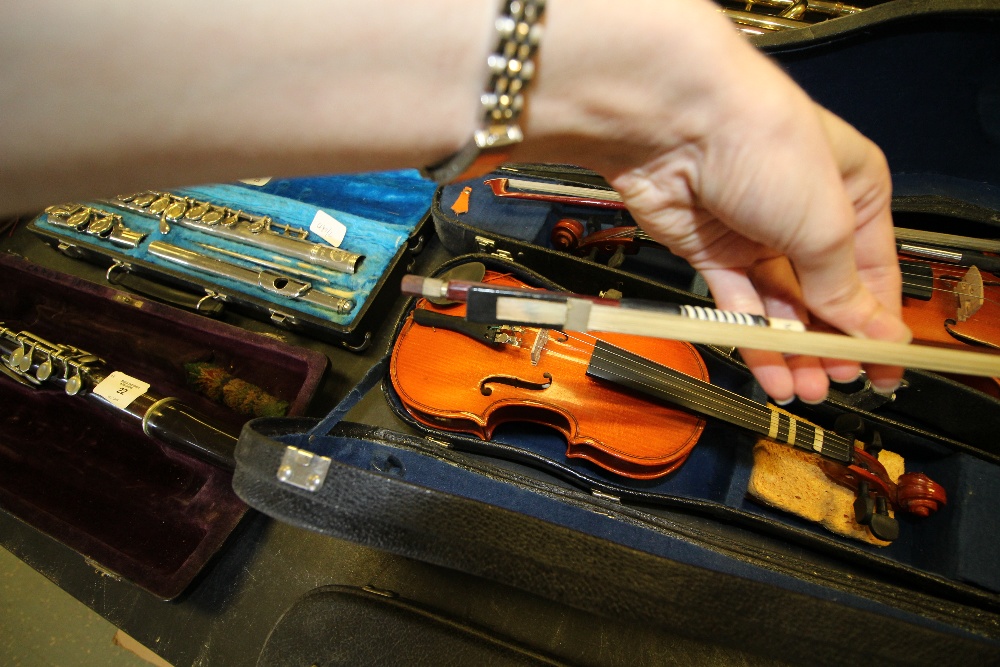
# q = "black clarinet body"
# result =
<box><xmin>0</xmin><ymin>326</ymin><xmax>237</xmax><ymax>469</ymax></box>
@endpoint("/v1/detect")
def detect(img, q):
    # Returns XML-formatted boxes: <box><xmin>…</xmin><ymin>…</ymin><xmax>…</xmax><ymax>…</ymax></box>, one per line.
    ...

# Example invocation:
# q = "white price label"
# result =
<box><xmin>93</xmin><ymin>371</ymin><xmax>151</xmax><ymax>409</ymax></box>
<box><xmin>238</xmin><ymin>177</ymin><xmax>272</xmax><ymax>186</ymax></box>
<box><xmin>309</xmin><ymin>209</ymin><xmax>347</xmax><ymax>248</ymax></box>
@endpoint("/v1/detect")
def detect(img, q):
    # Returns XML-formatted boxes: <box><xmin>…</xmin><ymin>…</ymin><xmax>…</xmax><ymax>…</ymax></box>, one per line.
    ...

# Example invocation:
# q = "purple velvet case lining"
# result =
<box><xmin>0</xmin><ymin>253</ymin><xmax>327</xmax><ymax>599</ymax></box>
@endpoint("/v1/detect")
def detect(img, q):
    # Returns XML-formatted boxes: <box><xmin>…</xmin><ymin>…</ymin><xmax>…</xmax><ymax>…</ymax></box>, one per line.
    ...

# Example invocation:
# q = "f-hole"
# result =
<box><xmin>480</xmin><ymin>372</ymin><xmax>553</xmax><ymax>396</ymax></box>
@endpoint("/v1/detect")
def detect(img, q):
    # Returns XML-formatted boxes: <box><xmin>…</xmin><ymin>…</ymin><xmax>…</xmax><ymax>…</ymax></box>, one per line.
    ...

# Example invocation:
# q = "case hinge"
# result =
<box><xmin>277</xmin><ymin>446</ymin><xmax>331</xmax><ymax>492</ymax></box>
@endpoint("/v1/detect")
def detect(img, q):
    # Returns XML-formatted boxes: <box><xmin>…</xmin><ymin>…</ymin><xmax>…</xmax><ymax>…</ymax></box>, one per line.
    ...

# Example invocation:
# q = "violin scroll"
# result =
<box><xmin>896</xmin><ymin>472</ymin><xmax>948</xmax><ymax>517</ymax></box>
<box><xmin>550</xmin><ymin>218</ymin><xmax>585</xmax><ymax>251</ymax></box>
<box><xmin>818</xmin><ymin>421</ymin><xmax>947</xmax><ymax>542</ymax></box>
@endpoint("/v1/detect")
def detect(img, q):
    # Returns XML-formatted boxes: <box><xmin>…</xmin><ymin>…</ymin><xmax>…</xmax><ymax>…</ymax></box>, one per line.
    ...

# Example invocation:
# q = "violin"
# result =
<box><xmin>899</xmin><ymin>254</ymin><xmax>1000</xmax><ymax>394</ymax></box>
<box><xmin>390</xmin><ymin>271</ymin><xmax>945</xmax><ymax>539</ymax></box>
<box><xmin>900</xmin><ymin>257</ymin><xmax>1000</xmax><ymax>349</ymax></box>
<box><xmin>551</xmin><ymin>219</ymin><xmax>659</xmax><ymax>254</ymax></box>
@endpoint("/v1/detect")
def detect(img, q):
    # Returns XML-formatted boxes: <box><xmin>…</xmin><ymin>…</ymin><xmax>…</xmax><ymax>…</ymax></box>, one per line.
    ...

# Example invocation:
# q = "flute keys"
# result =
<box><xmin>132</xmin><ymin>192</ymin><xmax>158</xmax><ymax>208</ymax></box>
<box><xmin>201</xmin><ymin>208</ymin><xmax>225</xmax><ymax>224</ymax></box>
<box><xmin>148</xmin><ymin>195</ymin><xmax>172</xmax><ymax>215</ymax></box>
<box><xmin>220</xmin><ymin>212</ymin><xmax>241</xmax><ymax>228</ymax></box>
<box><xmin>66</xmin><ymin>208</ymin><xmax>93</xmax><ymax>230</ymax></box>
<box><xmin>185</xmin><ymin>202</ymin><xmax>210</xmax><ymax>220</ymax></box>
<box><xmin>65</xmin><ymin>372</ymin><xmax>82</xmax><ymax>396</ymax></box>
<box><xmin>165</xmin><ymin>200</ymin><xmax>188</xmax><ymax>221</ymax></box>
<box><xmin>87</xmin><ymin>214</ymin><xmax>114</xmax><ymax>237</ymax></box>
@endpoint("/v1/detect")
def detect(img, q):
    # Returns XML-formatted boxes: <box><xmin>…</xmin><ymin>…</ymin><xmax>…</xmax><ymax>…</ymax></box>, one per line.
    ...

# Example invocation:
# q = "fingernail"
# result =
<box><xmin>800</xmin><ymin>392</ymin><xmax>829</xmax><ymax>405</ymax></box>
<box><xmin>830</xmin><ymin>370</ymin><xmax>862</xmax><ymax>385</ymax></box>
<box><xmin>871</xmin><ymin>380</ymin><xmax>900</xmax><ymax>396</ymax></box>
<box><xmin>774</xmin><ymin>395</ymin><xmax>796</xmax><ymax>406</ymax></box>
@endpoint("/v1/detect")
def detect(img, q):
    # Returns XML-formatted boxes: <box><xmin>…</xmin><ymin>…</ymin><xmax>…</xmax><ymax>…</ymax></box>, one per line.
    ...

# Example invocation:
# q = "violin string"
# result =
<box><xmin>519</xmin><ymin>329</ymin><xmax>767</xmax><ymax>428</ymax></box>
<box><xmin>566</xmin><ymin>331</ymin><xmax>854</xmax><ymax>460</ymax></box>
<box><xmin>898</xmin><ymin>268</ymin><xmax>1000</xmax><ymax>309</ymax></box>
<box><xmin>518</xmin><ymin>327</ymin><xmax>853</xmax><ymax>460</ymax></box>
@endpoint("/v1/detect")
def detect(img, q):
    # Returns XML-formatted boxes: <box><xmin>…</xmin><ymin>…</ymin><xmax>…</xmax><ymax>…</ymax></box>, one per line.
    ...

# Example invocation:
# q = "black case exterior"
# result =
<box><xmin>233</xmin><ymin>422</ymin><xmax>1000</xmax><ymax>666</ymax></box>
<box><xmin>231</xmin><ymin>7</ymin><xmax>1000</xmax><ymax>663</ymax></box>
<box><xmin>29</xmin><ymin>217</ymin><xmax>428</xmax><ymax>353</ymax></box>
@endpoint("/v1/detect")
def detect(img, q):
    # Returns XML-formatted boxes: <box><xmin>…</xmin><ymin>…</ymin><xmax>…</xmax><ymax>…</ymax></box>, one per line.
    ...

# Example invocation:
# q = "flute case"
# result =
<box><xmin>28</xmin><ymin>170</ymin><xmax>438</xmax><ymax>351</ymax></box>
<box><xmin>0</xmin><ymin>252</ymin><xmax>327</xmax><ymax>599</ymax></box>
<box><xmin>231</xmin><ymin>255</ymin><xmax>1000</xmax><ymax>665</ymax></box>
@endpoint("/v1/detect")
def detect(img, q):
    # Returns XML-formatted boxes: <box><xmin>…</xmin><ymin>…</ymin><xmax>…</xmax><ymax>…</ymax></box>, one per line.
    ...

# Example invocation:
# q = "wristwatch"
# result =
<box><xmin>422</xmin><ymin>0</ymin><xmax>547</xmax><ymax>184</ymax></box>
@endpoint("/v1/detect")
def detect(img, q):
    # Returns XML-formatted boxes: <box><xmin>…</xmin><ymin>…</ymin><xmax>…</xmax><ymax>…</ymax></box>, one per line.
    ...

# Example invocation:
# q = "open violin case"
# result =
<box><xmin>27</xmin><ymin>170</ymin><xmax>438</xmax><ymax>351</ymax></box>
<box><xmin>232</xmin><ymin>254</ymin><xmax>1000</xmax><ymax>664</ymax></box>
<box><xmin>229</xmin><ymin>5</ymin><xmax>1000</xmax><ymax>664</ymax></box>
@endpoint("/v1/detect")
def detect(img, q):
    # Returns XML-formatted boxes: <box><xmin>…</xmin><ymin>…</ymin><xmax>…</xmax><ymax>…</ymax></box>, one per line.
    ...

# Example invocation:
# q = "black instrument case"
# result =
<box><xmin>28</xmin><ymin>171</ymin><xmax>437</xmax><ymax>352</ymax></box>
<box><xmin>229</xmin><ymin>4</ymin><xmax>1000</xmax><ymax>664</ymax></box>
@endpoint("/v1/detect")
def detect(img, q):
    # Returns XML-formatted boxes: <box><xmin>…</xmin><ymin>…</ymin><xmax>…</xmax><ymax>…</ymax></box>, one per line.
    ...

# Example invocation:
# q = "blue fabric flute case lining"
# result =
<box><xmin>232</xmin><ymin>254</ymin><xmax>1000</xmax><ymax>664</ymax></box>
<box><xmin>28</xmin><ymin>171</ymin><xmax>438</xmax><ymax>351</ymax></box>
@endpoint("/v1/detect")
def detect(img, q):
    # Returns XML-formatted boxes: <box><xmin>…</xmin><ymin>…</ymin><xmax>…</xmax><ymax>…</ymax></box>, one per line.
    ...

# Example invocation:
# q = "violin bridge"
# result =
<box><xmin>955</xmin><ymin>265</ymin><xmax>984</xmax><ymax>322</ymax></box>
<box><xmin>530</xmin><ymin>329</ymin><xmax>549</xmax><ymax>365</ymax></box>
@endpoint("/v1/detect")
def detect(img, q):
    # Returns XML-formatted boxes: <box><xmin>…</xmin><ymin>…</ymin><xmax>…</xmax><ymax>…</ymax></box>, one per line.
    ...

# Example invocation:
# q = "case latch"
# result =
<box><xmin>474</xmin><ymin>235</ymin><xmax>515</xmax><ymax>261</ymax></box>
<box><xmin>277</xmin><ymin>446</ymin><xmax>331</xmax><ymax>492</ymax></box>
<box><xmin>56</xmin><ymin>241</ymin><xmax>85</xmax><ymax>259</ymax></box>
<box><xmin>269</xmin><ymin>309</ymin><xmax>300</xmax><ymax>327</ymax></box>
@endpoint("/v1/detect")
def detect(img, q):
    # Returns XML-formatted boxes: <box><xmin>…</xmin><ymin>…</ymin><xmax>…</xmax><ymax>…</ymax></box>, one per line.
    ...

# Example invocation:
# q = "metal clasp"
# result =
<box><xmin>277</xmin><ymin>446</ymin><xmax>331</xmax><ymax>492</ymax></box>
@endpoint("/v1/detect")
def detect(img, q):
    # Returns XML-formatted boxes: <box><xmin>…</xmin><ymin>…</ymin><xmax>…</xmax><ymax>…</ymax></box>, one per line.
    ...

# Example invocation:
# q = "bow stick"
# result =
<box><xmin>401</xmin><ymin>275</ymin><xmax>1000</xmax><ymax>378</ymax></box>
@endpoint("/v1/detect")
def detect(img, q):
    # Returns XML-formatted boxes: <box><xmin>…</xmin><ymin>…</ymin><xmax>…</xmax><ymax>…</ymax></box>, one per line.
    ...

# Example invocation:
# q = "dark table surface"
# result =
<box><xmin>1</xmin><ymin>216</ymin><xmax>780</xmax><ymax>667</ymax></box>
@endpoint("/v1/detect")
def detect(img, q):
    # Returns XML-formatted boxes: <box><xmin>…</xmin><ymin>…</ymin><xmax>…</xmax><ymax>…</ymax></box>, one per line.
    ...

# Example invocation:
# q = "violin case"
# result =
<box><xmin>231</xmin><ymin>249</ymin><xmax>1000</xmax><ymax>665</ymax></box>
<box><xmin>434</xmin><ymin>0</ymin><xmax>1000</xmax><ymax>268</ymax></box>
<box><xmin>229</xmin><ymin>6</ymin><xmax>1000</xmax><ymax>662</ymax></box>
<box><xmin>27</xmin><ymin>170</ymin><xmax>438</xmax><ymax>351</ymax></box>
<box><xmin>0</xmin><ymin>251</ymin><xmax>327</xmax><ymax>600</ymax></box>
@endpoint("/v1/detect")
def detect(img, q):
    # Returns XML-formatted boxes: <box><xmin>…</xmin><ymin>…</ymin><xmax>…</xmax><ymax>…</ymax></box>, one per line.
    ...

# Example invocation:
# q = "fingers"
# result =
<box><xmin>703</xmin><ymin>257</ymin><xmax>839</xmax><ymax>404</ymax></box>
<box><xmin>699</xmin><ymin>266</ymin><xmax>795</xmax><ymax>403</ymax></box>
<box><xmin>801</xmin><ymin>106</ymin><xmax>910</xmax><ymax>391</ymax></box>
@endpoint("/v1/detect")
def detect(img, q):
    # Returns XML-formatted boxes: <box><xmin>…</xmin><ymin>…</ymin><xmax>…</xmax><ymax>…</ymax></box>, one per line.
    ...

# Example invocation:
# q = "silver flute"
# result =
<box><xmin>147</xmin><ymin>241</ymin><xmax>355</xmax><ymax>314</ymax></box>
<box><xmin>107</xmin><ymin>190</ymin><xmax>364</xmax><ymax>274</ymax></box>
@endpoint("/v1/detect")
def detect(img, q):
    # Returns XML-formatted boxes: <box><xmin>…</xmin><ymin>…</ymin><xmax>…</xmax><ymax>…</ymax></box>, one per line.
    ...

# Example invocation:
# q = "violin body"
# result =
<box><xmin>390</xmin><ymin>273</ymin><xmax>709</xmax><ymax>479</ymax></box>
<box><xmin>900</xmin><ymin>257</ymin><xmax>1000</xmax><ymax>394</ymax></box>
<box><xmin>901</xmin><ymin>258</ymin><xmax>1000</xmax><ymax>349</ymax></box>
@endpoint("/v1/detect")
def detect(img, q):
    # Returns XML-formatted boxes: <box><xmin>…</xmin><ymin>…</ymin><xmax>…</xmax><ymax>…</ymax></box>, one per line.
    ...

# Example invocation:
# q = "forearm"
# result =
<box><xmin>0</xmin><ymin>0</ymin><xmax>499</xmax><ymax>213</ymax></box>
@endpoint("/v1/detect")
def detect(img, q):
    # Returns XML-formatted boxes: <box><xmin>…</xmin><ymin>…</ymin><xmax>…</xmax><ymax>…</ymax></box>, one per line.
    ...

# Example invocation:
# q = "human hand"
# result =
<box><xmin>520</xmin><ymin>0</ymin><xmax>910</xmax><ymax>404</ymax></box>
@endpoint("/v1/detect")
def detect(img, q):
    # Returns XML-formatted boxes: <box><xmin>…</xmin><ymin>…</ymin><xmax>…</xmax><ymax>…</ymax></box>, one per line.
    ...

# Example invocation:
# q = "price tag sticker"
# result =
<box><xmin>310</xmin><ymin>209</ymin><xmax>347</xmax><ymax>248</ymax></box>
<box><xmin>93</xmin><ymin>371</ymin><xmax>151</xmax><ymax>409</ymax></box>
<box><xmin>238</xmin><ymin>177</ymin><xmax>272</xmax><ymax>186</ymax></box>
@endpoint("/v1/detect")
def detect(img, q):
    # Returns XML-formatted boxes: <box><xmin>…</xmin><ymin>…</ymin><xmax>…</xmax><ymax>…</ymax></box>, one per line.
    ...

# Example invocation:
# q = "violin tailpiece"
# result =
<box><xmin>746</xmin><ymin>437</ymin><xmax>904</xmax><ymax>547</ymax></box>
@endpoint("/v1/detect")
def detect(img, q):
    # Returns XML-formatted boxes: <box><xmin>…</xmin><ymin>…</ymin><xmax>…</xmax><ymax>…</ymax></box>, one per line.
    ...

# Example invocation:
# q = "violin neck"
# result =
<box><xmin>585</xmin><ymin>340</ymin><xmax>854</xmax><ymax>464</ymax></box>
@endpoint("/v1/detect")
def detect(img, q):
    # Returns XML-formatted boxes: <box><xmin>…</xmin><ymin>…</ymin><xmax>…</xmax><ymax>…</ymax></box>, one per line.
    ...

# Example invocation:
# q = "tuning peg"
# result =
<box><xmin>869</xmin><ymin>496</ymin><xmax>900</xmax><ymax>542</ymax></box>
